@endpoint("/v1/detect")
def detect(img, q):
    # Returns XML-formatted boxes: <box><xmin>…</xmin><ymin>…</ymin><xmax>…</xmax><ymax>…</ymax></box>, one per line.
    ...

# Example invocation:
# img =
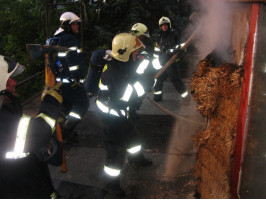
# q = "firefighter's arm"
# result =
<box><xmin>59</xmin><ymin>34</ymin><xmax>84</xmax><ymax>83</ymax></box>
<box><xmin>3</xmin><ymin>90</ymin><xmax>62</xmax><ymax>160</ymax></box>
<box><xmin>26</xmin><ymin>83</ymin><xmax>63</xmax><ymax>163</ymax></box>
<box><xmin>41</xmin><ymin>82</ymin><xmax>63</xmax><ymax>104</ymax></box>
<box><xmin>24</xmin><ymin>82</ymin><xmax>63</xmax><ymax>152</ymax></box>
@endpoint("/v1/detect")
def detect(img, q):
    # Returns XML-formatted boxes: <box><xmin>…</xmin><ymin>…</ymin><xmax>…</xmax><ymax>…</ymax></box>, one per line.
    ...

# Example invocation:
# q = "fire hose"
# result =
<box><xmin>154</xmin><ymin>30</ymin><xmax>198</xmax><ymax>79</ymax></box>
<box><xmin>147</xmin><ymin>96</ymin><xmax>203</xmax><ymax>125</ymax></box>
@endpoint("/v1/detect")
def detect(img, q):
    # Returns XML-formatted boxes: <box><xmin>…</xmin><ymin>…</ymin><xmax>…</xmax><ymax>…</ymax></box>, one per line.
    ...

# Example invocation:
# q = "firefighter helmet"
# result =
<box><xmin>159</xmin><ymin>16</ymin><xmax>171</xmax><ymax>28</ymax></box>
<box><xmin>54</xmin><ymin>12</ymin><xmax>81</xmax><ymax>35</ymax></box>
<box><xmin>0</xmin><ymin>55</ymin><xmax>25</xmax><ymax>93</ymax></box>
<box><xmin>111</xmin><ymin>33</ymin><xmax>144</xmax><ymax>62</ymax></box>
<box><xmin>130</xmin><ymin>23</ymin><xmax>150</xmax><ymax>38</ymax></box>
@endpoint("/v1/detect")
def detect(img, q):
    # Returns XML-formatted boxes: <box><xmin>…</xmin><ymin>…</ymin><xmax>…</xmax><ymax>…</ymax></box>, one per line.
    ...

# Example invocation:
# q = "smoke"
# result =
<box><xmin>163</xmin><ymin>0</ymin><xmax>238</xmax><ymax>179</ymax></box>
<box><xmin>188</xmin><ymin>0</ymin><xmax>234</xmax><ymax>63</ymax></box>
<box><xmin>164</xmin><ymin>102</ymin><xmax>204</xmax><ymax>178</ymax></box>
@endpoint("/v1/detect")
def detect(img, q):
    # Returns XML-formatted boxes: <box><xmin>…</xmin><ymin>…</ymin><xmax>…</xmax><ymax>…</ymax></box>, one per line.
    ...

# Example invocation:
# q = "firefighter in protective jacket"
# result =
<box><xmin>0</xmin><ymin>55</ymin><xmax>63</xmax><ymax>198</ymax></box>
<box><xmin>130</xmin><ymin>22</ymin><xmax>155</xmax><ymax>92</ymax></box>
<box><xmin>53</xmin><ymin>11</ymin><xmax>89</xmax><ymax>139</ymax></box>
<box><xmin>153</xmin><ymin>16</ymin><xmax>190</xmax><ymax>104</ymax></box>
<box><xmin>96</xmin><ymin>33</ymin><xmax>152</xmax><ymax>197</ymax></box>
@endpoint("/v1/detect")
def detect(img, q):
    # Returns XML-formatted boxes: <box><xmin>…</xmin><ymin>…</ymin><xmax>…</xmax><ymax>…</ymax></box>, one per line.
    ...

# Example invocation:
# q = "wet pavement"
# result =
<box><xmin>23</xmin><ymin>80</ymin><xmax>201</xmax><ymax>199</ymax></box>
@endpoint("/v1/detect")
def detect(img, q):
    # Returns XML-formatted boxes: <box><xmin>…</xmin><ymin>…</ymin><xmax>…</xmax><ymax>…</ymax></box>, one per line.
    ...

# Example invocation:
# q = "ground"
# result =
<box><xmin>23</xmin><ymin>80</ymin><xmax>200</xmax><ymax>199</ymax></box>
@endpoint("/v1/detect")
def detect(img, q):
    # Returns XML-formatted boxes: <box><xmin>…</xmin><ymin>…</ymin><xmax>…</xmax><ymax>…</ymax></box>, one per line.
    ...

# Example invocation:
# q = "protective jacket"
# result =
<box><xmin>97</xmin><ymin>58</ymin><xmax>145</xmax><ymax>118</ymax></box>
<box><xmin>54</xmin><ymin>31</ymin><xmax>89</xmax><ymax>120</ymax></box>
<box><xmin>55</xmin><ymin>32</ymin><xmax>86</xmax><ymax>83</ymax></box>
<box><xmin>140</xmin><ymin>36</ymin><xmax>154</xmax><ymax>57</ymax></box>
<box><xmin>156</xmin><ymin>28</ymin><xmax>180</xmax><ymax>53</ymax></box>
<box><xmin>84</xmin><ymin>49</ymin><xmax>110</xmax><ymax>95</ymax></box>
<box><xmin>0</xmin><ymin>95</ymin><xmax>61</xmax><ymax>198</ymax></box>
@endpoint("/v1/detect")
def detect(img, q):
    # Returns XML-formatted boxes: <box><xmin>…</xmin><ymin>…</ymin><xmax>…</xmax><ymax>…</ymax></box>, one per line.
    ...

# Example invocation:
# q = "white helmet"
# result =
<box><xmin>111</xmin><ymin>33</ymin><xmax>144</xmax><ymax>62</ymax></box>
<box><xmin>159</xmin><ymin>16</ymin><xmax>171</xmax><ymax>28</ymax></box>
<box><xmin>0</xmin><ymin>55</ymin><xmax>25</xmax><ymax>93</ymax></box>
<box><xmin>54</xmin><ymin>12</ymin><xmax>81</xmax><ymax>35</ymax></box>
<box><xmin>60</xmin><ymin>12</ymin><xmax>81</xmax><ymax>24</ymax></box>
<box><xmin>130</xmin><ymin>23</ymin><xmax>150</xmax><ymax>38</ymax></box>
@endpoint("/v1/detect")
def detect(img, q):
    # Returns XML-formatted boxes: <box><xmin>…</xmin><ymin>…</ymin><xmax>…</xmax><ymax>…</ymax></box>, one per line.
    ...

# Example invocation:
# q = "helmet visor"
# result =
<box><xmin>11</xmin><ymin>63</ymin><xmax>25</xmax><ymax>77</ymax></box>
<box><xmin>143</xmin><ymin>30</ymin><xmax>150</xmax><ymax>38</ymax></box>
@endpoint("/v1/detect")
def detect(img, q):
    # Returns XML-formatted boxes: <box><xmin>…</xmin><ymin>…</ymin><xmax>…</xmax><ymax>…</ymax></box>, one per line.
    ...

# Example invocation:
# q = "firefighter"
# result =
<box><xmin>153</xmin><ymin>16</ymin><xmax>190</xmax><ymax>104</ymax></box>
<box><xmin>130</xmin><ymin>23</ymin><xmax>153</xmax><ymax>55</ymax></box>
<box><xmin>129</xmin><ymin>23</ymin><xmax>156</xmax><ymax>119</ymax></box>
<box><xmin>84</xmin><ymin>49</ymin><xmax>112</xmax><ymax>98</ymax></box>
<box><xmin>53</xmin><ymin>12</ymin><xmax>89</xmax><ymax>140</ymax></box>
<box><xmin>96</xmin><ymin>33</ymin><xmax>152</xmax><ymax>198</ymax></box>
<box><xmin>0</xmin><ymin>55</ymin><xmax>63</xmax><ymax>198</ymax></box>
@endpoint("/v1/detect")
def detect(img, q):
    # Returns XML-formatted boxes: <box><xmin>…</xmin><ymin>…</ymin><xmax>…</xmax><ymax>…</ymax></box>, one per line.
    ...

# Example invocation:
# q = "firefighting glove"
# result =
<box><xmin>165</xmin><ymin>48</ymin><xmax>175</xmax><ymax>55</ymax></box>
<box><xmin>41</xmin><ymin>82</ymin><xmax>63</xmax><ymax>104</ymax></box>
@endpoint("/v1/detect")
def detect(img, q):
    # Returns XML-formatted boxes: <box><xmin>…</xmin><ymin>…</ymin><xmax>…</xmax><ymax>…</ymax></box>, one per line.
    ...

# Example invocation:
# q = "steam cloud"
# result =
<box><xmin>188</xmin><ymin>0</ymin><xmax>234</xmax><ymax>63</ymax></box>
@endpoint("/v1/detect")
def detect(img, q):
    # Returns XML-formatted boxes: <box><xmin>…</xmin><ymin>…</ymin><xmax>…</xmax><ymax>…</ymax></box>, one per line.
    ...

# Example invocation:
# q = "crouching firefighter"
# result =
<box><xmin>0</xmin><ymin>55</ymin><xmax>63</xmax><ymax>198</ymax></box>
<box><xmin>96</xmin><ymin>33</ymin><xmax>152</xmax><ymax>198</ymax></box>
<box><xmin>49</xmin><ymin>11</ymin><xmax>89</xmax><ymax>140</ymax></box>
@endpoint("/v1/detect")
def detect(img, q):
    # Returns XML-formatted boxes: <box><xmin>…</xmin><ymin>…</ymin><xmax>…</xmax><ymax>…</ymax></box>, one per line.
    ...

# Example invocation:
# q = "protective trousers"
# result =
<box><xmin>100</xmin><ymin>112</ymin><xmax>141</xmax><ymax>168</ymax></box>
<box><xmin>0</xmin><ymin>154</ymin><xmax>55</xmax><ymax>198</ymax></box>
<box><xmin>60</xmin><ymin>83</ymin><xmax>89</xmax><ymax>139</ymax></box>
<box><xmin>61</xmin><ymin>84</ymin><xmax>89</xmax><ymax>117</ymax></box>
<box><xmin>99</xmin><ymin>111</ymin><xmax>142</xmax><ymax>192</ymax></box>
<box><xmin>84</xmin><ymin>64</ymin><xmax>103</xmax><ymax>95</ymax></box>
<box><xmin>154</xmin><ymin>54</ymin><xmax>186</xmax><ymax>95</ymax></box>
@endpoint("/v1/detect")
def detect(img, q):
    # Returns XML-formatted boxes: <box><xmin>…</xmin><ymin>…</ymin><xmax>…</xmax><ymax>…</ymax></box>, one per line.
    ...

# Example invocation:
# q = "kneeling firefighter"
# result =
<box><xmin>96</xmin><ymin>33</ymin><xmax>152</xmax><ymax>198</ymax></box>
<box><xmin>0</xmin><ymin>55</ymin><xmax>63</xmax><ymax>198</ymax></box>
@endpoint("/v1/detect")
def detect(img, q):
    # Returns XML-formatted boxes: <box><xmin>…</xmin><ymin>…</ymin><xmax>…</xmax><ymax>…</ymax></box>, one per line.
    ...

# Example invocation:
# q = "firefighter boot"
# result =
<box><xmin>153</xmin><ymin>94</ymin><xmax>162</xmax><ymax>102</ymax></box>
<box><xmin>181</xmin><ymin>92</ymin><xmax>191</xmax><ymax>106</ymax></box>
<box><xmin>103</xmin><ymin>175</ymin><xmax>125</xmax><ymax>199</ymax></box>
<box><xmin>62</xmin><ymin>117</ymin><xmax>80</xmax><ymax>143</ymax></box>
<box><xmin>127</xmin><ymin>152</ymin><xmax>152</xmax><ymax>167</ymax></box>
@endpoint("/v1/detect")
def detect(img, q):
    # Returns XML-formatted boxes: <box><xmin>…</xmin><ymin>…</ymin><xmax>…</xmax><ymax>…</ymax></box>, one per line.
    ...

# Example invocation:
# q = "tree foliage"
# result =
<box><xmin>86</xmin><ymin>0</ymin><xmax>194</xmax><ymax>51</ymax></box>
<box><xmin>0</xmin><ymin>0</ymin><xmax>195</xmax><ymax>101</ymax></box>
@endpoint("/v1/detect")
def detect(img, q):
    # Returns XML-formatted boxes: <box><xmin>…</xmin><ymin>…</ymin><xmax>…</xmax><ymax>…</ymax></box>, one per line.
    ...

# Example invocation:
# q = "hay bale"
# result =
<box><xmin>191</xmin><ymin>59</ymin><xmax>243</xmax><ymax>198</ymax></box>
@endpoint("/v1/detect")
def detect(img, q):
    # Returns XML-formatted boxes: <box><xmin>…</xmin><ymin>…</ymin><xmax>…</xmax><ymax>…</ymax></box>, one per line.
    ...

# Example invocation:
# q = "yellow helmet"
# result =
<box><xmin>130</xmin><ymin>23</ymin><xmax>150</xmax><ymax>38</ymax></box>
<box><xmin>159</xmin><ymin>16</ymin><xmax>171</xmax><ymax>28</ymax></box>
<box><xmin>111</xmin><ymin>33</ymin><xmax>144</xmax><ymax>62</ymax></box>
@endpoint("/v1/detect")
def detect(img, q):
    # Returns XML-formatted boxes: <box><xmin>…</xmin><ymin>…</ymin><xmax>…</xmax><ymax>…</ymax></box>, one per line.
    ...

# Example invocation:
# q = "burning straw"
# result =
<box><xmin>190</xmin><ymin>56</ymin><xmax>243</xmax><ymax>198</ymax></box>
